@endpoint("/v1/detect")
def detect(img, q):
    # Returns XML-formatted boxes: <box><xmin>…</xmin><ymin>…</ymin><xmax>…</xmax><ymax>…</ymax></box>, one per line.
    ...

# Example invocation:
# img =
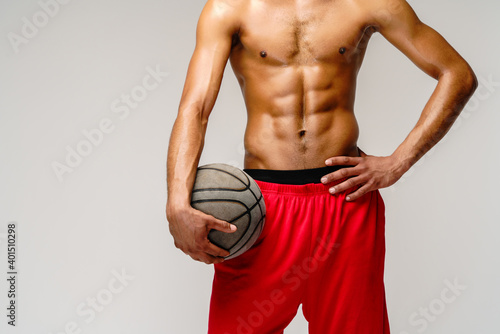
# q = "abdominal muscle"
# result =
<box><xmin>238</xmin><ymin>63</ymin><xmax>361</xmax><ymax>170</ymax></box>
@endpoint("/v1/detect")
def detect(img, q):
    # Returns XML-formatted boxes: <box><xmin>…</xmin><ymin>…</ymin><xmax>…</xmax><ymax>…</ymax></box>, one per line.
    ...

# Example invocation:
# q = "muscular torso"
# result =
<box><xmin>228</xmin><ymin>0</ymin><xmax>375</xmax><ymax>169</ymax></box>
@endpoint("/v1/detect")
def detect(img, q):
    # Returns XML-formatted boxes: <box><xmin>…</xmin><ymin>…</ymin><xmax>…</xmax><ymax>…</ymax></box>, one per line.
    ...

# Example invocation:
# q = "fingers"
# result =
<box><xmin>191</xmin><ymin>251</ymin><xmax>225</xmax><ymax>265</ymax></box>
<box><xmin>325</xmin><ymin>156</ymin><xmax>361</xmax><ymax>167</ymax></box>
<box><xmin>327</xmin><ymin>175</ymin><xmax>365</xmax><ymax>195</ymax></box>
<box><xmin>321</xmin><ymin>160</ymin><xmax>372</xmax><ymax>201</ymax></box>
<box><xmin>195</xmin><ymin>214</ymin><xmax>234</xmax><ymax>259</ymax></box>
<box><xmin>204</xmin><ymin>240</ymin><xmax>231</xmax><ymax>258</ymax></box>
<box><xmin>345</xmin><ymin>182</ymin><xmax>374</xmax><ymax>201</ymax></box>
<box><xmin>329</xmin><ymin>177</ymin><xmax>374</xmax><ymax>201</ymax></box>
<box><xmin>187</xmin><ymin>246</ymin><xmax>228</xmax><ymax>264</ymax></box>
<box><xmin>171</xmin><ymin>209</ymin><xmax>237</xmax><ymax>265</ymax></box>
<box><xmin>185</xmin><ymin>236</ymin><xmax>229</xmax><ymax>264</ymax></box>
<box><xmin>321</xmin><ymin>166</ymin><xmax>356</xmax><ymax>184</ymax></box>
<box><xmin>174</xmin><ymin>239</ymin><xmax>225</xmax><ymax>264</ymax></box>
<box><xmin>207</xmin><ymin>217</ymin><xmax>237</xmax><ymax>233</ymax></box>
<box><xmin>194</xmin><ymin>232</ymin><xmax>231</xmax><ymax>258</ymax></box>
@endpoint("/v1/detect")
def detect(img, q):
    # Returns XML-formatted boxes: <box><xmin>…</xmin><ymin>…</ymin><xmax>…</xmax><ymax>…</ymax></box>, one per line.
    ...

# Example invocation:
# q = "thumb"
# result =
<box><xmin>208</xmin><ymin>217</ymin><xmax>237</xmax><ymax>233</ymax></box>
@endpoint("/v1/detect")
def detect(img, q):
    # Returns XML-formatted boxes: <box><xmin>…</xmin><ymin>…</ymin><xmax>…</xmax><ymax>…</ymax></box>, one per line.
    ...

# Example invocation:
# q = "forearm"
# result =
<box><xmin>166</xmin><ymin>109</ymin><xmax>207</xmax><ymax>215</ymax></box>
<box><xmin>391</xmin><ymin>66</ymin><xmax>477</xmax><ymax>173</ymax></box>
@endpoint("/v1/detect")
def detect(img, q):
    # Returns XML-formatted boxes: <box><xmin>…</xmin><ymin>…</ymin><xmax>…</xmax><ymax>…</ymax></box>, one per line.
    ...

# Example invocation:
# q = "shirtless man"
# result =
<box><xmin>166</xmin><ymin>0</ymin><xmax>477</xmax><ymax>332</ymax></box>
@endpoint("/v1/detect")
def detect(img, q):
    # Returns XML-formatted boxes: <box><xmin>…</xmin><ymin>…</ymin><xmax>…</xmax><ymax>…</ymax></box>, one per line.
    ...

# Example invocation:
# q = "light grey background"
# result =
<box><xmin>0</xmin><ymin>0</ymin><xmax>498</xmax><ymax>333</ymax></box>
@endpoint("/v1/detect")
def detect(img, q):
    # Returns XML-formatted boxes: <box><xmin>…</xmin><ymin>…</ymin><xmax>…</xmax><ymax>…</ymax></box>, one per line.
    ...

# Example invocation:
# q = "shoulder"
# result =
<box><xmin>349</xmin><ymin>0</ymin><xmax>420</xmax><ymax>30</ymax></box>
<box><xmin>198</xmin><ymin>0</ymin><xmax>245</xmax><ymax>29</ymax></box>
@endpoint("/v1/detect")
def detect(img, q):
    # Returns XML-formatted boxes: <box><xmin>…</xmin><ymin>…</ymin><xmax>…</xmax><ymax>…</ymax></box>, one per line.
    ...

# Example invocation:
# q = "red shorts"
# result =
<box><xmin>208</xmin><ymin>170</ymin><xmax>390</xmax><ymax>334</ymax></box>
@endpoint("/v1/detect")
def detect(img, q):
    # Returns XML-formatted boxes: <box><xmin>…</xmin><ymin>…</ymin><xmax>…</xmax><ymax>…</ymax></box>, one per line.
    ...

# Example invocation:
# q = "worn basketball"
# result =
<box><xmin>190</xmin><ymin>163</ymin><xmax>266</xmax><ymax>260</ymax></box>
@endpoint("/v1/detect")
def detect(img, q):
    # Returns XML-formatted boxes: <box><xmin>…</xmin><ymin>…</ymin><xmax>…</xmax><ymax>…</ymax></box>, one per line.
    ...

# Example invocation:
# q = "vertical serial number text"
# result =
<box><xmin>6</xmin><ymin>222</ymin><xmax>17</xmax><ymax>326</ymax></box>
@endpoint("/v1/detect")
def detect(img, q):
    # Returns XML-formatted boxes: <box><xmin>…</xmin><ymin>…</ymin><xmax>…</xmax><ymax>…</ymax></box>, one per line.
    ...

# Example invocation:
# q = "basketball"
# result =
<box><xmin>190</xmin><ymin>163</ymin><xmax>266</xmax><ymax>260</ymax></box>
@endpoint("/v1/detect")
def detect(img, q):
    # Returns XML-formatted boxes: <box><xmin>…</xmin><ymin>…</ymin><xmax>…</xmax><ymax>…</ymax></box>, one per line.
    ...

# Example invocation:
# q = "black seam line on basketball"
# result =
<box><xmin>193</xmin><ymin>167</ymin><xmax>251</xmax><ymax>193</ymax></box>
<box><xmin>239</xmin><ymin>172</ymin><xmax>264</xmax><ymax>219</ymax></box>
<box><xmin>192</xmin><ymin>187</ymin><xmax>250</xmax><ymax>193</ymax></box>
<box><xmin>248</xmin><ymin>189</ymin><xmax>264</xmax><ymax>222</ymax></box>
<box><xmin>192</xmin><ymin>198</ymin><xmax>251</xmax><ymax>227</ymax></box>
<box><xmin>194</xmin><ymin>167</ymin><xmax>265</xmax><ymax>230</ymax></box>
<box><xmin>192</xmin><ymin>197</ymin><xmax>261</xmax><ymax>226</ymax></box>
<box><xmin>221</xmin><ymin>197</ymin><xmax>265</xmax><ymax>254</ymax></box>
<box><xmin>191</xmin><ymin>198</ymin><xmax>249</xmax><ymax>211</ymax></box>
<box><xmin>238</xmin><ymin>171</ymin><xmax>265</xmax><ymax>223</ymax></box>
<box><xmin>229</xmin><ymin>214</ymin><xmax>266</xmax><ymax>258</ymax></box>
<box><xmin>194</xmin><ymin>197</ymin><xmax>262</xmax><ymax>250</ymax></box>
<box><xmin>207</xmin><ymin>209</ymin><xmax>250</xmax><ymax>251</ymax></box>
<box><xmin>198</xmin><ymin>167</ymin><xmax>250</xmax><ymax>188</ymax></box>
<box><xmin>239</xmin><ymin>174</ymin><xmax>264</xmax><ymax>229</ymax></box>
<box><xmin>195</xmin><ymin>166</ymin><xmax>263</xmax><ymax>220</ymax></box>
<box><xmin>194</xmin><ymin>166</ymin><xmax>265</xmax><ymax>251</ymax></box>
<box><xmin>192</xmin><ymin>188</ymin><xmax>263</xmax><ymax>208</ymax></box>
<box><xmin>230</xmin><ymin>213</ymin><xmax>265</xmax><ymax>256</ymax></box>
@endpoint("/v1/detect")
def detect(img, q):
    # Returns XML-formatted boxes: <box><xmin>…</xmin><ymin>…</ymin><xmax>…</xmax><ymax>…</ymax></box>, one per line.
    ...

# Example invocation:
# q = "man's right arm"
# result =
<box><xmin>166</xmin><ymin>0</ymin><xmax>240</xmax><ymax>264</ymax></box>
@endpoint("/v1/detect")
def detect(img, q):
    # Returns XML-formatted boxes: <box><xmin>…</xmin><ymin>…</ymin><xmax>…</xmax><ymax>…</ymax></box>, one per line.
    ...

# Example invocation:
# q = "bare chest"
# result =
<box><xmin>237</xmin><ymin>0</ymin><xmax>372</xmax><ymax>65</ymax></box>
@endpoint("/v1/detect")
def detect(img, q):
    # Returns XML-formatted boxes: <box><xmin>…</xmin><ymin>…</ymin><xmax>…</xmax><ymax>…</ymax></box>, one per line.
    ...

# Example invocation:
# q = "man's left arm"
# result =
<box><xmin>322</xmin><ymin>0</ymin><xmax>478</xmax><ymax>201</ymax></box>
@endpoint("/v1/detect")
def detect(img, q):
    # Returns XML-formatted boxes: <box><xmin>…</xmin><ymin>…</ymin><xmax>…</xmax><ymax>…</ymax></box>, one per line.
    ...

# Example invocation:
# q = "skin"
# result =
<box><xmin>166</xmin><ymin>0</ymin><xmax>478</xmax><ymax>264</ymax></box>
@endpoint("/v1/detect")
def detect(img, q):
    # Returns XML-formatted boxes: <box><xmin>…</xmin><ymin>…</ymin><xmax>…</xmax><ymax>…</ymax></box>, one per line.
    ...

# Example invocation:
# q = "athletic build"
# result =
<box><xmin>166</xmin><ymin>0</ymin><xmax>476</xmax><ymax>332</ymax></box>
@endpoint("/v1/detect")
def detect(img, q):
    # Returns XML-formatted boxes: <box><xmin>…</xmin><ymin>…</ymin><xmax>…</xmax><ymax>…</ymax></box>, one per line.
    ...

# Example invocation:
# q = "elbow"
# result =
<box><xmin>450</xmin><ymin>62</ymin><xmax>478</xmax><ymax>98</ymax></box>
<box><xmin>440</xmin><ymin>62</ymin><xmax>478</xmax><ymax>102</ymax></box>
<box><xmin>462</xmin><ymin>66</ymin><xmax>478</xmax><ymax>97</ymax></box>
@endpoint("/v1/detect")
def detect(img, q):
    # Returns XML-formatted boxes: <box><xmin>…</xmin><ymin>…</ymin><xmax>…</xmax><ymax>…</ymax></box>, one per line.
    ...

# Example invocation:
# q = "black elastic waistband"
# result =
<box><xmin>243</xmin><ymin>165</ymin><xmax>349</xmax><ymax>185</ymax></box>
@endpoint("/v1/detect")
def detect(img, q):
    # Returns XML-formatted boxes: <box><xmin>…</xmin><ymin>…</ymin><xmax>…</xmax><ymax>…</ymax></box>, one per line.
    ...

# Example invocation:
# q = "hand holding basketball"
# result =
<box><xmin>168</xmin><ymin>163</ymin><xmax>266</xmax><ymax>263</ymax></box>
<box><xmin>167</xmin><ymin>205</ymin><xmax>237</xmax><ymax>264</ymax></box>
<box><xmin>190</xmin><ymin>164</ymin><xmax>266</xmax><ymax>260</ymax></box>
